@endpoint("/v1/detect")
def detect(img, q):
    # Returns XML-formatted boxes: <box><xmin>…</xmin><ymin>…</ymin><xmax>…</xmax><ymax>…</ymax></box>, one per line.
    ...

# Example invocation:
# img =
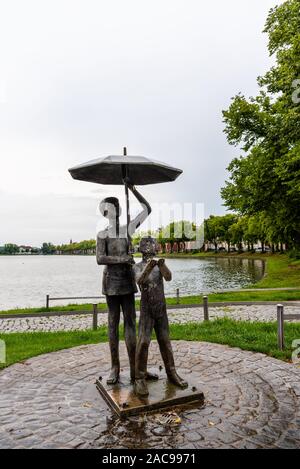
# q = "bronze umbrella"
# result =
<box><xmin>68</xmin><ymin>148</ymin><xmax>183</xmax><ymax>240</ymax></box>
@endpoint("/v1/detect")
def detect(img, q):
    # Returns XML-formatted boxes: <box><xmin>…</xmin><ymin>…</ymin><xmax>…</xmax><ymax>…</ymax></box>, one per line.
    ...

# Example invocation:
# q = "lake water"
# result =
<box><xmin>0</xmin><ymin>255</ymin><xmax>264</xmax><ymax>310</ymax></box>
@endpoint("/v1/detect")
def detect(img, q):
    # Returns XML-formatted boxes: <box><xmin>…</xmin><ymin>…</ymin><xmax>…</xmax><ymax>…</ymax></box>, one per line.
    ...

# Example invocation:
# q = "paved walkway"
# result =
<box><xmin>0</xmin><ymin>305</ymin><xmax>299</xmax><ymax>333</ymax></box>
<box><xmin>0</xmin><ymin>341</ymin><xmax>300</xmax><ymax>449</ymax></box>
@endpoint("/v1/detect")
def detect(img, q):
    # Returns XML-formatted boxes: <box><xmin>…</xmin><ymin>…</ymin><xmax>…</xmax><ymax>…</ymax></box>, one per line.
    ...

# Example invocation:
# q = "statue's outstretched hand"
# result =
<box><xmin>147</xmin><ymin>259</ymin><xmax>157</xmax><ymax>269</ymax></box>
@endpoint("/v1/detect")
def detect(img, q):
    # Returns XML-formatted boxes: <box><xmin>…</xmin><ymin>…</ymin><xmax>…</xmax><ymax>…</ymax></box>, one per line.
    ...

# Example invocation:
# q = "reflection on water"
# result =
<box><xmin>166</xmin><ymin>257</ymin><xmax>265</xmax><ymax>296</ymax></box>
<box><xmin>0</xmin><ymin>255</ymin><xmax>264</xmax><ymax>310</ymax></box>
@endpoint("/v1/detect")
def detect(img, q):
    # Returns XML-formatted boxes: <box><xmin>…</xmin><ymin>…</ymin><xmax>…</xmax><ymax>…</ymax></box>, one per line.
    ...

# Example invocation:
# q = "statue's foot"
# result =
<box><xmin>167</xmin><ymin>370</ymin><xmax>188</xmax><ymax>388</ymax></box>
<box><xmin>134</xmin><ymin>379</ymin><xmax>149</xmax><ymax>397</ymax></box>
<box><xmin>107</xmin><ymin>367</ymin><xmax>120</xmax><ymax>385</ymax></box>
<box><xmin>146</xmin><ymin>371</ymin><xmax>159</xmax><ymax>381</ymax></box>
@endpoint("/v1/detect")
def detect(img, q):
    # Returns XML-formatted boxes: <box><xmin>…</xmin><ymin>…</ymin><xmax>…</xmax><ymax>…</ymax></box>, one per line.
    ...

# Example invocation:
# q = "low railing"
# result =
<box><xmin>45</xmin><ymin>287</ymin><xmax>300</xmax><ymax>309</ymax></box>
<box><xmin>46</xmin><ymin>289</ymin><xmax>183</xmax><ymax>309</ymax></box>
<box><xmin>0</xmin><ymin>294</ymin><xmax>209</xmax><ymax>330</ymax></box>
<box><xmin>2</xmin><ymin>298</ymin><xmax>299</xmax><ymax>347</ymax></box>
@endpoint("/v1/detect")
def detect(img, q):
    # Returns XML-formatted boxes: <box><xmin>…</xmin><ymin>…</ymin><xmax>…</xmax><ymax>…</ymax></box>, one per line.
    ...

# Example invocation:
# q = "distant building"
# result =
<box><xmin>19</xmin><ymin>245</ymin><xmax>35</xmax><ymax>254</ymax></box>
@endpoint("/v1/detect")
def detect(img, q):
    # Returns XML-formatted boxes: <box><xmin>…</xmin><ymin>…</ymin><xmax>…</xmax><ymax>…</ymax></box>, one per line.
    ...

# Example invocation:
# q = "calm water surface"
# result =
<box><xmin>0</xmin><ymin>255</ymin><xmax>264</xmax><ymax>310</ymax></box>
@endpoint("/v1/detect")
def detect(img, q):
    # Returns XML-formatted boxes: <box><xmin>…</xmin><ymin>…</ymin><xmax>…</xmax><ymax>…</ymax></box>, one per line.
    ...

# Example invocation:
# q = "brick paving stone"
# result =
<box><xmin>0</xmin><ymin>341</ymin><xmax>300</xmax><ymax>448</ymax></box>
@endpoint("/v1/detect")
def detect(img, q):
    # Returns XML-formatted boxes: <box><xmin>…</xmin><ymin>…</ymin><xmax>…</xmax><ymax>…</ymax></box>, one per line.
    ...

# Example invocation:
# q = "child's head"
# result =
<box><xmin>139</xmin><ymin>236</ymin><xmax>158</xmax><ymax>257</ymax></box>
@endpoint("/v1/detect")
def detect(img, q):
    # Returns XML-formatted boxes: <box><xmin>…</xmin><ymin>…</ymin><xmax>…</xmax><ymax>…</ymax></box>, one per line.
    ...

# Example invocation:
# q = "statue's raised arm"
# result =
<box><xmin>124</xmin><ymin>180</ymin><xmax>152</xmax><ymax>237</ymax></box>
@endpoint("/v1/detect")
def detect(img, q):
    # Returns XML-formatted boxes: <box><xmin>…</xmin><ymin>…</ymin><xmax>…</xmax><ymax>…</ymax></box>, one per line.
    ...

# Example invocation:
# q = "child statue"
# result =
<box><xmin>133</xmin><ymin>236</ymin><xmax>188</xmax><ymax>397</ymax></box>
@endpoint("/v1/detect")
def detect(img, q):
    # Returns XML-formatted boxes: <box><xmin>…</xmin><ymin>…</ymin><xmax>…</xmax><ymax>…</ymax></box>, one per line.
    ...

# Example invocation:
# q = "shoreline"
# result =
<box><xmin>1</xmin><ymin>254</ymin><xmax>299</xmax><ymax>315</ymax></box>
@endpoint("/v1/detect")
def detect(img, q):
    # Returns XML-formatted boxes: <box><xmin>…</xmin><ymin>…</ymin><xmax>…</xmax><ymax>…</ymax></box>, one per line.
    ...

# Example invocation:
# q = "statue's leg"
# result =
<box><xmin>121</xmin><ymin>293</ymin><xmax>136</xmax><ymax>382</ymax></box>
<box><xmin>106</xmin><ymin>295</ymin><xmax>121</xmax><ymax>385</ymax></box>
<box><xmin>134</xmin><ymin>308</ymin><xmax>153</xmax><ymax>396</ymax></box>
<box><xmin>154</xmin><ymin>313</ymin><xmax>188</xmax><ymax>389</ymax></box>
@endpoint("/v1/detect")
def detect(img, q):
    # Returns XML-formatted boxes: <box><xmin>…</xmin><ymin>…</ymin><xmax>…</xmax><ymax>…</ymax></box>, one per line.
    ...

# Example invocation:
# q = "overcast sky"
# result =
<box><xmin>0</xmin><ymin>0</ymin><xmax>281</xmax><ymax>246</ymax></box>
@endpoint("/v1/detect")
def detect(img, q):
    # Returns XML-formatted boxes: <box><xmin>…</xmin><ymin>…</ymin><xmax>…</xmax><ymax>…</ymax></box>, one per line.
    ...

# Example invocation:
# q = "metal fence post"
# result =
<box><xmin>203</xmin><ymin>295</ymin><xmax>209</xmax><ymax>321</ymax></box>
<box><xmin>92</xmin><ymin>304</ymin><xmax>98</xmax><ymax>331</ymax></box>
<box><xmin>277</xmin><ymin>304</ymin><xmax>284</xmax><ymax>350</ymax></box>
<box><xmin>176</xmin><ymin>288</ymin><xmax>180</xmax><ymax>305</ymax></box>
<box><xmin>46</xmin><ymin>294</ymin><xmax>50</xmax><ymax>309</ymax></box>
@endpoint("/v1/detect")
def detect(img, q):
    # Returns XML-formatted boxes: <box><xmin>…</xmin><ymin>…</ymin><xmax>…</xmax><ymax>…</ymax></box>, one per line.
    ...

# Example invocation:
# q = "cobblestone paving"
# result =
<box><xmin>0</xmin><ymin>304</ymin><xmax>300</xmax><ymax>333</ymax></box>
<box><xmin>0</xmin><ymin>341</ymin><xmax>300</xmax><ymax>449</ymax></box>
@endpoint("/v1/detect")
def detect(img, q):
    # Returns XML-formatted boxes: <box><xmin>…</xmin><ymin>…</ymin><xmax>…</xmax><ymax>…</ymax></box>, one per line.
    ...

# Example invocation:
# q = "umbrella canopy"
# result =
<box><xmin>68</xmin><ymin>154</ymin><xmax>182</xmax><ymax>186</ymax></box>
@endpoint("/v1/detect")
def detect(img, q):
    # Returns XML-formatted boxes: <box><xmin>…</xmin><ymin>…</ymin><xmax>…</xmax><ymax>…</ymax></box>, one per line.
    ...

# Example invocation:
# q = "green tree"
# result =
<box><xmin>221</xmin><ymin>0</ymin><xmax>300</xmax><ymax>248</ymax></box>
<box><xmin>204</xmin><ymin>214</ymin><xmax>237</xmax><ymax>252</ymax></box>
<box><xmin>4</xmin><ymin>243</ymin><xmax>19</xmax><ymax>255</ymax></box>
<box><xmin>41</xmin><ymin>242</ymin><xmax>56</xmax><ymax>255</ymax></box>
<box><xmin>205</xmin><ymin>216</ymin><xmax>218</xmax><ymax>252</ymax></box>
<box><xmin>228</xmin><ymin>219</ymin><xmax>245</xmax><ymax>252</ymax></box>
<box><xmin>217</xmin><ymin>214</ymin><xmax>237</xmax><ymax>252</ymax></box>
<box><xmin>242</xmin><ymin>216</ymin><xmax>259</xmax><ymax>251</ymax></box>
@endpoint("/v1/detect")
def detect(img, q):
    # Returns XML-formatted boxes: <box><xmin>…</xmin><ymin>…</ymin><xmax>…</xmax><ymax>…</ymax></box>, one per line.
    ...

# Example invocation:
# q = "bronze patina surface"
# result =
<box><xmin>133</xmin><ymin>237</ymin><xmax>189</xmax><ymax>397</ymax></box>
<box><xmin>96</xmin><ymin>184</ymin><xmax>151</xmax><ymax>385</ymax></box>
<box><xmin>96</xmin><ymin>368</ymin><xmax>204</xmax><ymax>417</ymax></box>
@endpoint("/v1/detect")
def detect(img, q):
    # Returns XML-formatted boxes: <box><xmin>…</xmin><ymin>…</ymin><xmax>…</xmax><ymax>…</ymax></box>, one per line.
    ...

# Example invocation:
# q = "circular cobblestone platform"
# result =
<box><xmin>0</xmin><ymin>341</ymin><xmax>300</xmax><ymax>449</ymax></box>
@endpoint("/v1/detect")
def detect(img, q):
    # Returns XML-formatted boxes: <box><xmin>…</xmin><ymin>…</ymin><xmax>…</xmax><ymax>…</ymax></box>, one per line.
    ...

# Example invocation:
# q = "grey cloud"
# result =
<box><xmin>0</xmin><ymin>0</ymin><xmax>280</xmax><ymax>244</ymax></box>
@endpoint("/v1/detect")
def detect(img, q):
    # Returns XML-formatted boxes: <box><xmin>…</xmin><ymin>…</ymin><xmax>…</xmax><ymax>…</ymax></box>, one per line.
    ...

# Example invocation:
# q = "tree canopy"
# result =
<box><xmin>221</xmin><ymin>0</ymin><xmax>300</xmax><ymax>248</ymax></box>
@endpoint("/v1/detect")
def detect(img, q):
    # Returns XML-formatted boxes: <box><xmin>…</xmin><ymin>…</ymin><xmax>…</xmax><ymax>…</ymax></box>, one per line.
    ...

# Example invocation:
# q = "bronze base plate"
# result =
<box><xmin>96</xmin><ymin>368</ymin><xmax>204</xmax><ymax>417</ymax></box>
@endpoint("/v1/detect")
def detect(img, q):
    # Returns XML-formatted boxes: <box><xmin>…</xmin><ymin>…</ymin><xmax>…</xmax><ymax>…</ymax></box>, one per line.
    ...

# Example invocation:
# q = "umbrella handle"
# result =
<box><xmin>122</xmin><ymin>160</ymin><xmax>132</xmax><ymax>253</ymax></box>
<box><xmin>124</xmin><ymin>181</ymin><xmax>131</xmax><ymax>240</ymax></box>
<box><xmin>122</xmin><ymin>147</ymin><xmax>134</xmax><ymax>254</ymax></box>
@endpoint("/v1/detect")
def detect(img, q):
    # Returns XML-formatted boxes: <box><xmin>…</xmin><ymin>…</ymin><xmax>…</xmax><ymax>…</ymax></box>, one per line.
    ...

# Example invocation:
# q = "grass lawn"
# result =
<box><xmin>254</xmin><ymin>255</ymin><xmax>300</xmax><ymax>288</ymax></box>
<box><xmin>1</xmin><ymin>318</ymin><xmax>300</xmax><ymax>370</ymax></box>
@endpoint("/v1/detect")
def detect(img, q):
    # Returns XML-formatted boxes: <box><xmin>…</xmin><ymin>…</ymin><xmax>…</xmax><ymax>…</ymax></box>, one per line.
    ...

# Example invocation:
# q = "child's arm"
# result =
<box><xmin>157</xmin><ymin>259</ymin><xmax>172</xmax><ymax>281</ymax></box>
<box><xmin>137</xmin><ymin>259</ymin><xmax>157</xmax><ymax>285</ymax></box>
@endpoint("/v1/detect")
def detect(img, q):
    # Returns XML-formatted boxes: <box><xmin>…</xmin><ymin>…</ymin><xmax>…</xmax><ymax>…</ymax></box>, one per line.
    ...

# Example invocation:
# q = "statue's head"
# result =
<box><xmin>99</xmin><ymin>197</ymin><xmax>121</xmax><ymax>220</ymax></box>
<box><xmin>139</xmin><ymin>236</ymin><xmax>158</xmax><ymax>256</ymax></box>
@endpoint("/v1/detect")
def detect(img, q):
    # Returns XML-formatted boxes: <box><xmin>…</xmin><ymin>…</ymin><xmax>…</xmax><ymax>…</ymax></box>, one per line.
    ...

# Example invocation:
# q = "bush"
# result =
<box><xmin>288</xmin><ymin>249</ymin><xmax>300</xmax><ymax>260</ymax></box>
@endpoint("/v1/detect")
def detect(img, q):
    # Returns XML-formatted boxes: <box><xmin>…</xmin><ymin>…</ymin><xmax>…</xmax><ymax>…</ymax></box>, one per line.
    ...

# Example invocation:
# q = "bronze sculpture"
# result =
<box><xmin>133</xmin><ymin>236</ymin><xmax>188</xmax><ymax>397</ymax></box>
<box><xmin>69</xmin><ymin>150</ymin><xmax>203</xmax><ymax>414</ymax></box>
<box><xmin>96</xmin><ymin>182</ymin><xmax>151</xmax><ymax>385</ymax></box>
<box><xmin>69</xmin><ymin>148</ymin><xmax>203</xmax><ymax>416</ymax></box>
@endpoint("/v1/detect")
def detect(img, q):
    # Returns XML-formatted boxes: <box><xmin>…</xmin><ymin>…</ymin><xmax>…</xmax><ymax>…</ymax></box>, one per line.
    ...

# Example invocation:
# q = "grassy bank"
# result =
<box><xmin>1</xmin><ymin>318</ymin><xmax>300</xmax><ymax>370</ymax></box>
